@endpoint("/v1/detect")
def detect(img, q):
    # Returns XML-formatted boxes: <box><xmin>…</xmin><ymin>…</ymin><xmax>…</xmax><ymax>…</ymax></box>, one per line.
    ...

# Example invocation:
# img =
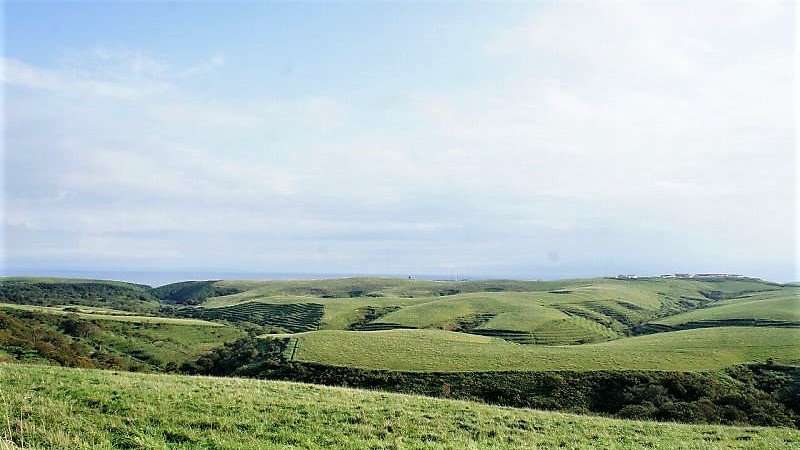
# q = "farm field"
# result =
<box><xmin>2</xmin><ymin>364</ymin><xmax>798</xmax><ymax>450</ymax></box>
<box><xmin>281</xmin><ymin>327</ymin><xmax>800</xmax><ymax>371</ymax></box>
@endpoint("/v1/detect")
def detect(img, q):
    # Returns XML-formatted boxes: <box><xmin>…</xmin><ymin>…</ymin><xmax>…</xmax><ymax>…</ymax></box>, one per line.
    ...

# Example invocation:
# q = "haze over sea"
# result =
<box><xmin>1</xmin><ymin>269</ymin><xmax>489</xmax><ymax>287</ymax></box>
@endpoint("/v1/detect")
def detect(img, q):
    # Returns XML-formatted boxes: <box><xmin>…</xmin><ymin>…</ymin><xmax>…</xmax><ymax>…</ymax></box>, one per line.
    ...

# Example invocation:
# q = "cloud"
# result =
<box><xmin>2</xmin><ymin>56</ymin><xmax>173</xmax><ymax>99</ymax></box>
<box><xmin>179</xmin><ymin>53</ymin><xmax>225</xmax><ymax>77</ymax></box>
<box><xmin>3</xmin><ymin>48</ymin><xmax>229</xmax><ymax>100</ymax></box>
<box><xmin>300</xmin><ymin>98</ymin><xmax>349</xmax><ymax>132</ymax></box>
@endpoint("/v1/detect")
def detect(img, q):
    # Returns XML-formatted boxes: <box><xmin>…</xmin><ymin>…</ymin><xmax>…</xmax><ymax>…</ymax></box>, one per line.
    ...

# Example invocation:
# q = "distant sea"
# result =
<box><xmin>0</xmin><ymin>269</ymin><xmax>494</xmax><ymax>287</ymax></box>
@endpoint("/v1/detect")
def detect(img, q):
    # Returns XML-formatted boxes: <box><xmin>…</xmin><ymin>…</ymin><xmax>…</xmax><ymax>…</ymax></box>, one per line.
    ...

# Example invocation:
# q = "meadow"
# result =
<box><xmin>2</xmin><ymin>364</ymin><xmax>798</xmax><ymax>450</ymax></box>
<box><xmin>652</xmin><ymin>288</ymin><xmax>799</xmax><ymax>327</ymax></box>
<box><xmin>280</xmin><ymin>327</ymin><xmax>799</xmax><ymax>371</ymax></box>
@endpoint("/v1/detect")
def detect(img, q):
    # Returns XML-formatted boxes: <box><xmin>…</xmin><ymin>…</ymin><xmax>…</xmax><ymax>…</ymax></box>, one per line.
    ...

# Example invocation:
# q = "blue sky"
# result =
<box><xmin>2</xmin><ymin>1</ymin><xmax>796</xmax><ymax>282</ymax></box>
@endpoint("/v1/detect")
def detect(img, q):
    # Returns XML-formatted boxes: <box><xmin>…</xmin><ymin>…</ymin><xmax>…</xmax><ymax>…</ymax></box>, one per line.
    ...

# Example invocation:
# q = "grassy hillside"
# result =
<box><xmin>1</xmin><ymin>276</ymin><xmax>793</xmax><ymax>373</ymax></box>
<box><xmin>2</xmin><ymin>364</ymin><xmax>798</xmax><ymax>449</ymax></box>
<box><xmin>151</xmin><ymin>280</ymin><xmax>243</xmax><ymax>305</ymax></box>
<box><xmin>0</xmin><ymin>308</ymin><xmax>245</xmax><ymax>370</ymax></box>
<box><xmin>3</xmin><ymin>276</ymin><xmax>788</xmax><ymax>345</ymax></box>
<box><xmin>191</xmin><ymin>277</ymin><xmax>787</xmax><ymax>343</ymax></box>
<box><xmin>649</xmin><ymin>288</ymin><xmax>799</xmax><ymax>329</ymax></box>
<box><xmin>282</xmin><ymin>327</ymin><xmax>800</xmax><ymax>372</ymax></box>
<box><xmin>0</xmin><ymin>277</ymin><xmax>159</xmax><ymax>313</ymax></box>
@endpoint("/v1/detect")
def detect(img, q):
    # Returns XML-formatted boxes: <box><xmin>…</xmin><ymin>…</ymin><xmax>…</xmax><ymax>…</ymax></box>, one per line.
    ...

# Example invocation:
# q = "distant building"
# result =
<box><xmin>660</xmin><ymin>273</ymin><xmax>746</xmax><ymax>280</ymax></box>
<box><xmin>694</xmin><ymin>273</ymin><xmax>744</xmax><ymax>279</ymax></box>
<box><xmin>616</xmin><ymin>275</ymin><xmax>638</xmax><ymax>279</ymax></box>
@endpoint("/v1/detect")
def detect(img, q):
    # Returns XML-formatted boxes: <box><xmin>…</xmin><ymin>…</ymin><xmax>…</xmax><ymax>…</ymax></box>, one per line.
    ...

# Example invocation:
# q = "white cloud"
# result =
<box><xmin>179</xmin><ymin>53</ymin><xmax>225</xmax><ymax>77</ymax></box>
<box><xmin>2</xmin><ymin>56</ymin><xmax>173</xmax><ymax>99</ymax></box>
<box><xmin>300</xmin><ymin>98</ymin><xmax>349</xmax><ymax>132</ymax></box>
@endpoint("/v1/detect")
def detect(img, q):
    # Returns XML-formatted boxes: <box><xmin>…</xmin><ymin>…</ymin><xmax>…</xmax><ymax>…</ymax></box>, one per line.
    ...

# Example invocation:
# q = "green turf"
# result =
<box><xmin>1</xmin><ymin>364</ymin><xmax>797</xmax><ymax>450</ymax></box>
<box><xmin>283</xmin><ymin>327</ymin><xmax>800</xmax><ymax>372</ymax></box>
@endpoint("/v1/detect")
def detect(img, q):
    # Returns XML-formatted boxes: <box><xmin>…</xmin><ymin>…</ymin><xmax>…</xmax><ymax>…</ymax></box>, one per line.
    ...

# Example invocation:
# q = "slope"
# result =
<box><xmin>282</xmin><ymin>327</ymin><xmax>800</xmax><ymax>371</ymax></box>
<box><xmin>1</xmin><ymin>364</ymin><xmax>797</xmax><ymax>449</ymax></box>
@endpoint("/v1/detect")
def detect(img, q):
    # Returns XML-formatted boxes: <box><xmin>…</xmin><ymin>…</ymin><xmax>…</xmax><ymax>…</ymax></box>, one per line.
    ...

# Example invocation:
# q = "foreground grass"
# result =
<box><xmin>286</xmin><ymin>327</ymin><xmax>800</xmax><ymax>371</ymax></box>
<box><xmin>1</xmin><ymin>364</ymin><xmax>798</xmax><ymax>449</ymax></box>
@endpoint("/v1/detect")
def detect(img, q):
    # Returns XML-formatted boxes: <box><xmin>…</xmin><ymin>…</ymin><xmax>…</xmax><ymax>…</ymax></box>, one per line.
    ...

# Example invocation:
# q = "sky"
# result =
<box><xmin>2</xmin><ymin>1</ymin><xmax>797</xmax><ymax>283</ymax></box>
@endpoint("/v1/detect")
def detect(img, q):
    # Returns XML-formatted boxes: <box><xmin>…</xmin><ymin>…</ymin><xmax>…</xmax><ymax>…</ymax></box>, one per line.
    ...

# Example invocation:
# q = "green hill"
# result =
<box><xmin>2</xmin><ymin>276</ymin><xmax>789</xmax><ymax>344</ymax></box>
<box><xmin>0</xmin><ymin>277</ymin><xmax>159</xmax><ymax>313</ymax></box>
<box><xmin>0</xmin><ymin>306</ymin><xmax>244</xmax><ymax>370</ymax></box>
<box><xmin>2</xmin><ymin>364</ymin><xmax>797</xmax><ymax>449</ymax></box>
<box><xmin>645</xmin><ymin>288</ymin><xmax>799</xmax><ymax>331</ymax></box>
<box><xmin>1</xmin><ymin>275</ymin><xmax>798</xmax><ymax>435</ymax></box>
<box><xmin>183</xmin><ymin>277</ymin><xmax>789</xmax><ymax>344</ymax></box>
<box><xmin>281</xmin><ymin>327</ymin><xmax>800</xmax><ymax>372</ymax></box>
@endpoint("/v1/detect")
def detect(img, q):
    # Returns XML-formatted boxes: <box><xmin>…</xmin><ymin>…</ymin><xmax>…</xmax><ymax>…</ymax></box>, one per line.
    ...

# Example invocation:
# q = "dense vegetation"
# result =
<box><xmin>2</xmin><ymin>364</ymin><xmax>798</xmax><ymax>449</ymax></box>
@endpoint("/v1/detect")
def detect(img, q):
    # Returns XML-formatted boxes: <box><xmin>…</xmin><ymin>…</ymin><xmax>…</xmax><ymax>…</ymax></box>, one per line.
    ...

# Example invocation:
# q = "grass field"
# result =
<box><xmin>1</xmin><ymin>364</ymin><xmax>797</xmax><ymax>450</ymax></box>
<box><xmin>282</xmin><ymin>327</ymin><xmax>800</xmax><ymax>372</ymax></box>
<box><xmin>652</xmin><ymin>288</ymin><xmax>800</xmax><ymax>327</ymax></box>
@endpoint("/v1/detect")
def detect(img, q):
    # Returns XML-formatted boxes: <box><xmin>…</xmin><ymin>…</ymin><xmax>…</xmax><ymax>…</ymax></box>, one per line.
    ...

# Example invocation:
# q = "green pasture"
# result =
<box><xmin>653</xmin><ymin>288</ymin><xmax>800</xmax><ymax>326</ymax></box>
<box><xmin>283</xmin><ymin>327</ymin><xmax>800</xmax><ymax>372</ymax></box>
<box><xmin>198</xmin><ymin>277</ymin><xmax>785</xmax><ymax>339</ymax></box>
<box><xmin>2</xmin><ymin>364</ymin><xmax>797</xmax><ymax>450</ymax></box>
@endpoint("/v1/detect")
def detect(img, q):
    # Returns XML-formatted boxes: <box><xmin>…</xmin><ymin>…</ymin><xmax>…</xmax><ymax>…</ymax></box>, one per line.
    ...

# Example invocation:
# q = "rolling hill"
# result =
<box><xmin>1</xmin><ymin>275</ymin><xmax>797</xmax><ymax>430</ymax></box>
<box><xmin>277</xmin><ymin>326</ymin><xmax>800</xmax><ymax>372</ymax></box>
